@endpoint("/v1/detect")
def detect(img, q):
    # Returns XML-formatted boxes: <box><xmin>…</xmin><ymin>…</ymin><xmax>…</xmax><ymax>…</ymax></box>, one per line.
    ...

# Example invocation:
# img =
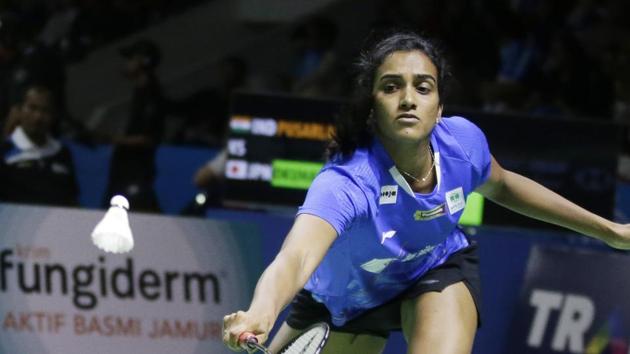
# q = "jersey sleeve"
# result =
<box><xmin>297</xmin><ymin>168</ymin><xmax>368</xmax><ymax>236</ymax></box>
<box><xmin>444</xmin><ymin>116</ymin><xmax>492</xmax><ymax>188</ymax></box>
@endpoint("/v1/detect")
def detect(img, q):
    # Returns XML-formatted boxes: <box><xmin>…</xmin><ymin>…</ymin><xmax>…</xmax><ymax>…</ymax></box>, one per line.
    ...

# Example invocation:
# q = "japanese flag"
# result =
<box><xmin>225</xmin><ymin>159</ymin><xmax>248</xmax><ymax>180</ymax></box>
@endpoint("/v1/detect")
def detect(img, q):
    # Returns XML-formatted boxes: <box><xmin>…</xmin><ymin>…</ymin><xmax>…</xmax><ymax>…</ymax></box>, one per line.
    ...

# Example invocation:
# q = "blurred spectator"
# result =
<box><xmin>103</xmin><ymin>38</ymin><xmax>164</xmax><ymax>213</ymax></box>
<box><xmin>480</xmin><ymin>11</ymin><xmax>542</xmax><ymax>113</ymax></box>
<box><xmin>180</xmin><ymin>55</ymin><xmax>260</xmax><ymax>212</ymax></box>
<box><xmin>36</xmin><ymin>0</ymin><xmax>90</xmax><ymax>62</ymax></box>
<box><xmin>434</xmin><ymin>0</ymin><xmax>502</xmax><ymax>107</ymax></box>
<box><xmin>0</xmin><ymin>11</ymin><xmax>69</xmax><ymax>135</ymax></box>
<box><xmin>289</xmin><ymin>16</ymin><xmax>343</xmax><ymax>98</ymax></box>
<box><xmin>184</xmin><ymin>148</ymin><xmax>227</xmax><ymax>213</ymax></box>
<box><xmin>0</xmin><ymin>12</ymin><xmax>21</xmax><ymax>122</ymax></box>
<box><xmin>495</xmin><ymin>16</ymin><xmax>540</xmax><ymax>84</ymax></box>
<box><xmin>537</xmin><ymin>30</ymin><xmax>614</xmax><ymax>119</ymax></box>
<box><xmin>193</xmin><ymin>148</ymin><xmax>226</xmax><ymax>191</ymax></box>
<box><xmin>3</xmin><ymin>0</ymin><xmax>206</xmax><ymax>64</ymax></box>
<box><xmin>174</xmin><ymin>56</ymin><xmax>251</xmax><ymax>147</ymax></box>
<box><xmin>38</xmin><ymin>0</ymin><xmax>79</xmax><ymax>49</ymax></box>
<box><xmin>0</xmin><ymin>84</ymin><xmax>78</xmax><ymax>206</ymax></box>
<box><xmin>565</xmin><ymin>0</ymin><xmax>608</xmax><ymax>32</ymax></box>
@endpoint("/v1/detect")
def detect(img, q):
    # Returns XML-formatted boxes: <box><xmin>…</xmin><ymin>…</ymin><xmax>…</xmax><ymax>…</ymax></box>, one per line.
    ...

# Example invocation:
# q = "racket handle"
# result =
<box><xmin>238</xmin><ymin>332</ymin><xmax>257</xmax><ymax>349</ymax></box>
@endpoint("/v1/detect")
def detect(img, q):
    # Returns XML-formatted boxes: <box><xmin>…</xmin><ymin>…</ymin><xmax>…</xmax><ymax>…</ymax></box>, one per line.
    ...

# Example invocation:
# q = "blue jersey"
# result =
<box><xmin>297</xmin><ymin>116</ymin><xmax>492</xmax><ymax>326</ymax></box>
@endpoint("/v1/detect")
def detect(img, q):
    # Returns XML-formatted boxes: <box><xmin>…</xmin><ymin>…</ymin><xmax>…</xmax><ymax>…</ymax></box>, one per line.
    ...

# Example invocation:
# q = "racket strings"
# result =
<box><xmin>281</xmin><ymin>328</ymin><xmax>327</xmax><ymax>354</ymax></box>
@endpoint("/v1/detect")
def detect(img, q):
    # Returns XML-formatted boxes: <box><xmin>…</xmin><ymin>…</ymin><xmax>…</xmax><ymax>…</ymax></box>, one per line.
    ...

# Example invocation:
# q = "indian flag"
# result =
<box><xmin>230</xmin><ymin>115</ymin><xmax>252</xmax><ymax>133</ymax></box>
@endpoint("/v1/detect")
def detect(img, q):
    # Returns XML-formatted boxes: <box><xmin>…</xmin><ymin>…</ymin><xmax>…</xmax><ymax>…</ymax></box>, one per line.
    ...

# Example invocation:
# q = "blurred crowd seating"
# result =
<box><xmin>2</xmin><ymin>0</ymin><xmax>630</xmax><ymax>213</ymax></box>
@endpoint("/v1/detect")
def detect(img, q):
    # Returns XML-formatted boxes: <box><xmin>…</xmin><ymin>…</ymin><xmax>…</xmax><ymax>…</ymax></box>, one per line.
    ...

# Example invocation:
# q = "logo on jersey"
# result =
<box><xmin>413</xmin><ymin>204</ymin><xmax>446</xmax><ymax>221</ymax></box>
<box><xmin>381</xmin><ymin>230</ymin><xmax>397</xmax><ymax>244</ymax></box>
<box><xmin>379</xmin><ymin>185</ymin><xmax>398</xmax><ymax>205</ymax></box>
<box><xmin>360</xmin><ymin>244</ymin><xmax>437</xmax><ymax>274</ymax></box>
<box><xmin>446</xmin><ymin>187</ymin><xmax>466</xmax><ymax>214</ymax></box>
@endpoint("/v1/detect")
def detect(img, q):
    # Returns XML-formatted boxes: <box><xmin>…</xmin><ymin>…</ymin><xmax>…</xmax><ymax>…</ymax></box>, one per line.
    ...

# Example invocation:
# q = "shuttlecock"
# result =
<box><xmin>91</xmin><ymin>195</ymin><xmax>134</xmax><ymax>253</ymax></box>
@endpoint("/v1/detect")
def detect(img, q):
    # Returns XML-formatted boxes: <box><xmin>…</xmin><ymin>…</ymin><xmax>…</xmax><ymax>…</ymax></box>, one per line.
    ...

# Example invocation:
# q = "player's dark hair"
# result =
<box><xmin>327</xmin><ymin>30</ymin><xmax>451</xmax><ymax>158</ymax></box>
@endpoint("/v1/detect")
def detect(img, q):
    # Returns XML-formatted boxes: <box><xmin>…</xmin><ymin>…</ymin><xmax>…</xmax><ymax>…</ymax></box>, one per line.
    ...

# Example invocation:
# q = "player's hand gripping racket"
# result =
<box><xmin>239</xmin><ymin>322</ymin><xmax>329</xmax><ymax>354</ymax></box>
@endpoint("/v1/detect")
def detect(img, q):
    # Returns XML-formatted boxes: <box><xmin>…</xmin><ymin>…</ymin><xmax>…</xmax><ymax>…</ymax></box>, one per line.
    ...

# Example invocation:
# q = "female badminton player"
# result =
<box><xmin>222</xmin><ymin>30</ymin><xmax>630</xmax><ymax>354</ymax></box>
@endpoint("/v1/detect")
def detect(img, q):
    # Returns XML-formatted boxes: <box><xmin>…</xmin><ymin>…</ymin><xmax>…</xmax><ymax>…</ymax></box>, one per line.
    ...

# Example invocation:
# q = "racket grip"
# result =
<box><xmin>238</xmin><ymin>332</ymin><xmax>257</xmax><ymax>349</ymax></box>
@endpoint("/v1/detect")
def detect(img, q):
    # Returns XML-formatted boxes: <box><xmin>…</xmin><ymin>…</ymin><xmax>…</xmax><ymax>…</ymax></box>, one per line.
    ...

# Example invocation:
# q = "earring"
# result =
<box><xmin>368</xmin><ymin>109</ymin><xmax>374</xmax><ymax>123</ymax></box>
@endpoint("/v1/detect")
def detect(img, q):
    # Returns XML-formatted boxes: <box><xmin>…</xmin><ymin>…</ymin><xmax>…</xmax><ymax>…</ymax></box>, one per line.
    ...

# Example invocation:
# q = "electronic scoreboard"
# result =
<box><xmin>223</xmin><ymin>92</ymin><xmax>341</xmax><ymax>210</ymax></box>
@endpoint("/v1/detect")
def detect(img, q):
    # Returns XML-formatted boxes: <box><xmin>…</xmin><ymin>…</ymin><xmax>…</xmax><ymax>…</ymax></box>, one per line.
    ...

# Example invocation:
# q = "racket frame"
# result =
<box><xmin>240</xmin><ymin>322</ymin><xmax>330</xmax><ymax>354</ymax></box>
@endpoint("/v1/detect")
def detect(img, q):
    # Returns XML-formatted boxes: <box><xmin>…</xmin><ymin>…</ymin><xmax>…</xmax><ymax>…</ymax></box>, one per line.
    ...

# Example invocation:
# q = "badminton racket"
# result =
<box><xmin>239</xmin><ymin>322</ymin><xmax>330</xmax><ymax>354</ymax></box>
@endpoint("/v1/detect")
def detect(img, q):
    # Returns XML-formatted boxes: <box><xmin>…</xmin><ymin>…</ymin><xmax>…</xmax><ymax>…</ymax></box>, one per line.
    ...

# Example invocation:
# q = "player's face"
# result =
<box><xmin>20</xmin><ymin>89</ymin><xmax>53</xmax><ymax>144</ymax></box>
<box><xmin>371</xmin><ymin>50</ymin><xmax>442</xmax><ymax>144</ymax></box>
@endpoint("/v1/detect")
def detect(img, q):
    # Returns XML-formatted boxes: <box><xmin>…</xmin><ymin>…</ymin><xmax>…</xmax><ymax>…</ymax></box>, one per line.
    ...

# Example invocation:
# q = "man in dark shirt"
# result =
<box><xmin>104</xmin><ymin>38</ymin><xmax>164</xmax><ymax>212</ymax></box>
<box><xmin>0</xmin><ymin>84</ymin><xmax>78</xmax><ymax>206</ymax></box>
<box><xmin>1</xmin><ymin>12</ymin><xmax>67</xmax><ymax>135</ymax></box>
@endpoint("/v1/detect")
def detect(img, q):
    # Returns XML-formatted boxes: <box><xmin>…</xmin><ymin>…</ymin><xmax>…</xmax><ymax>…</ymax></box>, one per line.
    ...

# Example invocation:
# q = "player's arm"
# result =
<box><xmin>223</xmin><ymin>213</ymin><xmax>337</xmax><ymax>350</ymax></box>
<box><xmin>249</xmin><ymin>213</ymin><xmax>336</xmax><ymax>323</ymax></box>
<box><xmin>475</xmin><ymin>155</ymin><xmax>630</xmax><ymax>249</ymax></box>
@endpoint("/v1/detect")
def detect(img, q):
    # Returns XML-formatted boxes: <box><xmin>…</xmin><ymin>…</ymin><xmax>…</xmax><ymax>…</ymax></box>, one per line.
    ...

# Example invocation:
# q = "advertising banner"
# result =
<box><xmin>507</xmin><ymin>246</ymin><xmax>630</xmax><ymax>354</ymax></box>
<box><xmin>0</xmin><ymin>203</ymin><xmax>262</xmax><ymax>354</ymax></box>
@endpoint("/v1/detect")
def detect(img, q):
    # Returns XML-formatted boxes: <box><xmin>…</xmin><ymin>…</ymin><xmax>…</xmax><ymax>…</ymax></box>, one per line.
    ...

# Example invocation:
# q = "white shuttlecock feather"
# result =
<box><xmin>91</xmin><ymin>195</ymin><xmax>134</xmax><ymax>253</ymax></box>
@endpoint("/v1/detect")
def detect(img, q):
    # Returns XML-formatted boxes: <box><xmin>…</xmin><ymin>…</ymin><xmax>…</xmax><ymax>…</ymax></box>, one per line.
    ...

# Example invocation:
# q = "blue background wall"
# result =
<box><xmin>66</xmin><ymin>141</ymin><xmax>219</xmax><ymax>213</ymax></box>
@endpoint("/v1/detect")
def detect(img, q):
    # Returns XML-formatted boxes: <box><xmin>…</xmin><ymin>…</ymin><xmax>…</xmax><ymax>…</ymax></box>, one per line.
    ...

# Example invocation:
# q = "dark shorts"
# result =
<box><xmin>285</xmin><ymin>241</ymin><xmax>481</xmax><ymax>338</ymax></box>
